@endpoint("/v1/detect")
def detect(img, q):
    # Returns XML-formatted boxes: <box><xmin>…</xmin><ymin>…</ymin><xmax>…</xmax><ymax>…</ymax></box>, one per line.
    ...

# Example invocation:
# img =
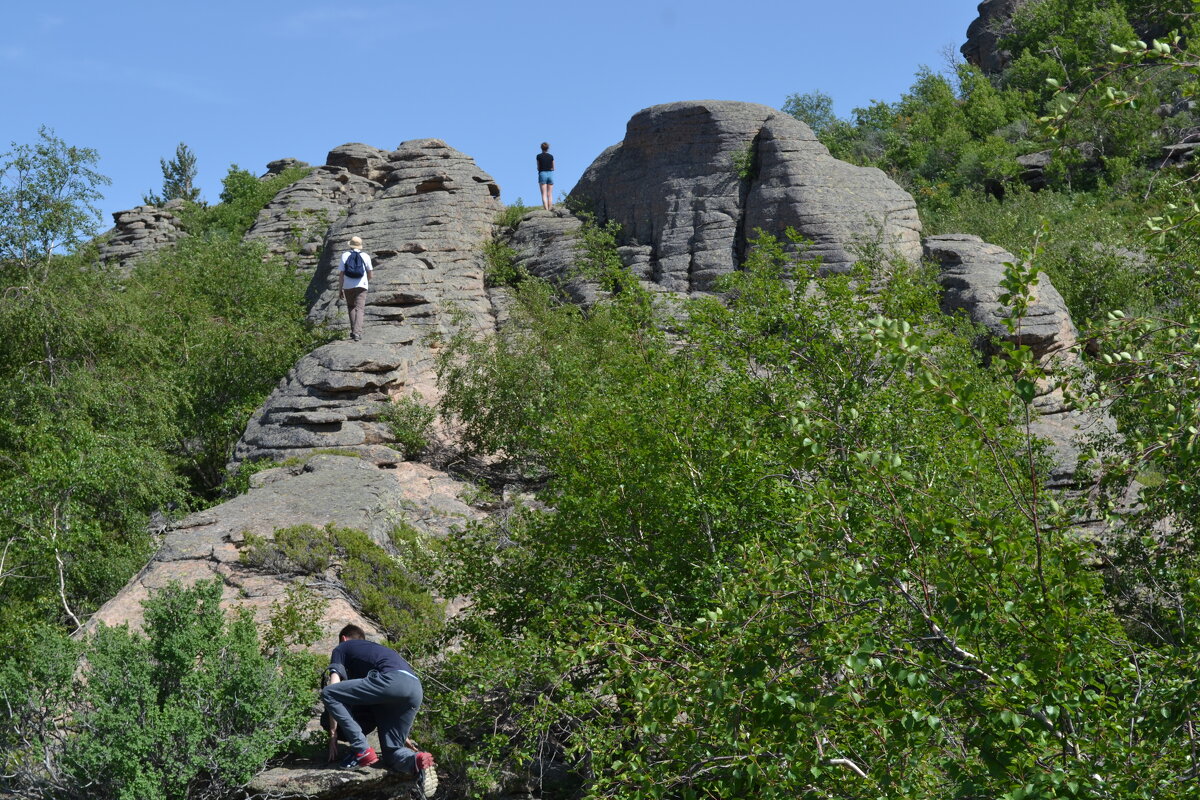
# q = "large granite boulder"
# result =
<box><xmin>924</xmin><ymin>234</ymin><xmax>1116</xmax><ymax>488</ymax></box>
<box><xmin>234</xmin><ymin>139</ymin><xmax>501</xmax><ymax>467</ymax></box>
<box><xmin>570</xmin><ymin>101</ymin><xmax>921</xmax><ymax>292</ymax></box>
<box><xmin>97</xmin><ymin>199</ymin><xmax>189</xmax><ymax>272</ymax></box>
<box><xmin>925</xmin><ymin>234</ymin><xmax>1078</xmax><ymax>364</ymax></box>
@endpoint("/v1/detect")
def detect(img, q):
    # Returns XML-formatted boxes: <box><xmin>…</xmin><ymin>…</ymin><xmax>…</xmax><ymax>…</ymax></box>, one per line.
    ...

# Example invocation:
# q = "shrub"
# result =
<box><xmin>732</xmin><ymin>141</ymin><xmax>757</xmax><ymax>180</ymax></box>
<box><xmin>482</xmin><ymin>239</ymin><xmax>527</xmax><ymax>287</ymax></box>
<box><xmin>0</xmin><ymin>580</ymin><xmax>317</xmax><ymax>800</ymax></box>
<box><xmin>496</xmin><ymin>199</ymin><xmax>534</xmax><ymax>230</ymax></box>
<box><xmin>180</xmin><ymin>164</ymin><xmax>310</xmax><ymax>238</ymax></box>
<box><xmin>241</xmin><ymin>524</ymin><xmax>444</xmax><ymax>656</ymax></box>
<box><xmin>430</xmin><ymin>229</ymin><xmax>1200</xmax><ymax>798</ymax></box>
<box><xmin>381</xmin><ymin>392</ymin><xmax>437</xmax><ymax>457</ymax></box>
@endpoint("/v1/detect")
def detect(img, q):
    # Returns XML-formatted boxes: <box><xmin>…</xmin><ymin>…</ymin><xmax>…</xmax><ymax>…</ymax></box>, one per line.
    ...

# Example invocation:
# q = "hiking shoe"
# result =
<box><xmin>338</xmin><ymin>747</ymin><xmax>379</xmax><ymax>769</ymax></box>
<box><xmin>415</xmin><ymin>752</ymin><xmax>438</xmax><ymax>798</ymax></box>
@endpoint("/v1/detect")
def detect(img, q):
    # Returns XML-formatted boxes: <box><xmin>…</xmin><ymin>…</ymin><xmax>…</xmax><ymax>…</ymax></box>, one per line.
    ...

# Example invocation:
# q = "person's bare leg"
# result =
<box><xmin>540</xmin><ymin>183</ymin><xmax>551</xmax><ymax>210</ymax></box>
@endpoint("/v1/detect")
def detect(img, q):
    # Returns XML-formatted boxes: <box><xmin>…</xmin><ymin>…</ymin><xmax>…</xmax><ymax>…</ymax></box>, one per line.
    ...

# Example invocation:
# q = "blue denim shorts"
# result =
<box><xmin>538</xmin><ymin>170</ymin><xmax>554</xmax><ymax>185</ymax></box>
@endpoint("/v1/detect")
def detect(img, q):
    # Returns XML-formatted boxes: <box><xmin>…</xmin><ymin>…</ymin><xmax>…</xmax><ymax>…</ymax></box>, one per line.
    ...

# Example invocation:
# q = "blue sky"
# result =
<box><xmin>2</xmin><ymin>1</ymin><xmax>980</xmax><ymax>227</ymax></box>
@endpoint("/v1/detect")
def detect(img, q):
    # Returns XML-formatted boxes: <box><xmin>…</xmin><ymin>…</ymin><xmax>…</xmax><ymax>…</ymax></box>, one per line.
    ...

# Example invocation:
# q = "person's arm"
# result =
<box><xmin>338</xmin><ymin>252</ymin><xmax>346</xmax><ymax>298</ymax></box>
<box><xmin>551</xmin><ymin>158</ymin><xmax>555</xmax><ymax>171</ymax></box>
<box><xmin>326</xmin><ymin>672</ymin><xmax>341</xmax><ymax>760</ymax></box>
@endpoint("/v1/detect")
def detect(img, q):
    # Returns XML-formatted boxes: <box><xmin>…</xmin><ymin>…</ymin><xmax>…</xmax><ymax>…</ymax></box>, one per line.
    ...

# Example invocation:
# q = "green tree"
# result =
<box><xmin>429</xmin><ymin>230</ymin><xmax>1199</xmax><ymax>798</ymax></box>
<box><xmin>0</xmin><ymin>127</ymin><xmax>109</xmax><ymax>281</ymax></box>
<box><xmin>782</xmin><ymin>90</ymin><xmax>839</xmax><ymax>136</ymax></box>
<box><xmin>144</xmin><ymin>142</ymin><xmax>200</xmax><ymax>205</ymax></box>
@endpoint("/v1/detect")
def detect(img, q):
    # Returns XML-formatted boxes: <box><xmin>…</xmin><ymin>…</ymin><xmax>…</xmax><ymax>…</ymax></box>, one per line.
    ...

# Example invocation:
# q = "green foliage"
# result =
<box><xmin>180</xmin><ymin>164</ymin><xmax>309</xmax><ymax>238</ymax></box>
<box><xmin>144</xmin><ymin>142</ymin><xmax>200</xmax><ymax>205</ymax></box>
<box><xmin>482</xmin><ymin>238</ymin><xmax>527</xmax><ymax>287</ymax></box>
<box><xmin>496</xmin><ymin>199</ymin><xmax>534</xmax><ymax>230</ymax></box>
<box><xmin>815</xmin><ymin>66</ymin><xmax>1032</xmax><ymax>208</ymax></box>
<box><xmin>241</xmin><ymin>523</ymin><xmax>443</xmax><ymax>655</ymax></box>
<box><xmin>782</xmin><ymin>89</ymin><xmax>839</xmax><ymax>136</ymax></box>
<box><xmin>732</xmin><ymin>141</ymin><xmax>758</xmax><ymax>180</ymax></box>
<box><xmin>0</xmin><ymin>580</ymin><xmax>318</xmax><ymax>800</ymax></box>
<box><xmin>0</xmin><ymin>127</ymin><xmax>110</xmax><ymax>280</ymax></box>
<box><xmin>430</xmin><ymin>231</ymin><xmax>1200</xmax><ymax>798</ymax></box>
<box><xmin>381</xmin><ymin>392</ymin><xmax>437</xmax><ymax>457</ymax></box>
<box><xmin>126</xmin><ymin>236</ymin><xmax>330</xmax><ymax>493</ymax></box>
<box><xmin>0</xmin><ymin>215</ymin><xmax>327</xmax><ymax>641</ymax></box>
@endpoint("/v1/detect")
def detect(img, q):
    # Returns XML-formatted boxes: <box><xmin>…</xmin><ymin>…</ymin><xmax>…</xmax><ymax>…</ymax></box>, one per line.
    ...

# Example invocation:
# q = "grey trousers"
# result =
<box><xmin>344</xmin><ymin>287</ymin><xmax>367</xmax><ymax>340</ymax></box>
<box><xmin>321</xmin><ymin>670</ymin><xmax>423</xmax><ymax>773</ymax></box>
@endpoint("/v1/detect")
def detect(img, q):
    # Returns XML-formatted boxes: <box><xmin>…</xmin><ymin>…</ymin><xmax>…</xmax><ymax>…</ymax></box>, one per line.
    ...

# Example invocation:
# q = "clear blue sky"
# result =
<box><xmin>2</xmin><ymin>1</ymin><xmax>980</xmax><ymax>227</ymax></box>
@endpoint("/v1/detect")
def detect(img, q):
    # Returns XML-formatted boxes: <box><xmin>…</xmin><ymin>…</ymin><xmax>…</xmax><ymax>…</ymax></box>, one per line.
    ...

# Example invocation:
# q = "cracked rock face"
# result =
<box><xmin>570</xmin><ymin>100</ymin><xmax>921</xmax><ymax>292</ymax></box>
<box><xmin>244</xmin><ymin>161</ymin><xmax>379</xmax><ymax>274</ymax></box>
<box><xmin>961</xmin><ymin>0</ymin><xmax>1021</xmax><ymax>74</ymax></box>
<box><xmin>97</xmin><ymin>199</ymin><xmax>189</xmax><ymax>272</ymax></box>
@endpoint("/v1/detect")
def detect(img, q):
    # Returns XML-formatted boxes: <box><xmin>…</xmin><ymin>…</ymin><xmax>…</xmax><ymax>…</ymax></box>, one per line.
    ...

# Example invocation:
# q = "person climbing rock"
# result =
<box><xmin>537</xmin><ymin>142</ymin><xmax>555</xmax><ymax>211</ymax></box>
<box><xmin>320</xmin><ymin>624</ymin><xmax>436</xmax><ymax>786</ymax></box>
<box><xmin>339</xmin><ymin>235</ymin><xmax>373</xmax><ymax>341</ymax></box>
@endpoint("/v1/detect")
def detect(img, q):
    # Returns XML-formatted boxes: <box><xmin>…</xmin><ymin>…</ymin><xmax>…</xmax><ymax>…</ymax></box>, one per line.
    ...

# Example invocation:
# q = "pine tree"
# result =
<box><xmin>144</xmin><ymin>142</ymin><xmax>199</xmax><ymax>205</ymax></box>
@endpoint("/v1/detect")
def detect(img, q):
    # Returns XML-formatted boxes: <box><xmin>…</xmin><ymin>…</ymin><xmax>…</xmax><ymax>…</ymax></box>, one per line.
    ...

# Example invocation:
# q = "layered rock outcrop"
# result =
<box><xmin>571</xmin><ymin>101</ymin><xmax>921</xmax><ymax>292</ymax></box>
<box><xmin>923</xmin><ymin>234</ymin><xmax>1115</xmax><ymax>488</ymax></box>
<box><xmin>234</xmin><ymin>139</ymin><xmax>501</xmax><ymax>466</ymax></box>
<box><xmin>961</xmin><ymin>0</ymin><xmax>1021</xmax><ymax>74</ymax></box>
<box><xmin>97</xmin><ymin>199</ymin><xmax>189</xmax><ymax>271</ymax></box>
<box><xmin>244</xmin><ymin>151</ymin><xmax>377</xmax><ymax>274</ymax></box>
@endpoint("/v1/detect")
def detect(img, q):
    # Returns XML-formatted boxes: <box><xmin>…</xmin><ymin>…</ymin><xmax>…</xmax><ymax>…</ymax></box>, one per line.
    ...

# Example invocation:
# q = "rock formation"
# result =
<box><xmin>96</xmin><ymin>199</ymin><xmax>189</xmax><ymax>271</ymax></box>
<box><xmin>961</xmin><ymin>0</ymin><xmax>1021</xmax><ymax>74</ymax></box>
<box><xmin>923</xmin><ymin>234</ymin><xmax>1115</xmax><ymax>488</ymax></box>
<box><xmin>571</xmin><ymin>101</ymin><xmax>921</xmax><ymax>292</ymax></box>
<box><xmin>233</xmin><ymin>138</ymin><xmax>501</xmax><ymax>467</ymax></box>
<box><xmin>87</xmin><ymin>454</ymin><xmax>481</xmax><ymax>636</ymax></box>
<box><xmin>85</xmin><ymin>99</ymin><xmax>1130</xmax><ymax>798</ymax></box>
<box><xmin>244</xmin><ymin>152</ymin><xmax>376</xmax><ymax>274</ymax></box>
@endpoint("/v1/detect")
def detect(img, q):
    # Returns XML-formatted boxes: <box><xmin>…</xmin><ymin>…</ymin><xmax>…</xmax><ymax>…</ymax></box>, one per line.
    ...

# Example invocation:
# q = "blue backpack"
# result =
<box><xmin>344</xmin><ymin>250</ymin><xmax>366</xmax><ymax>278</ymax></box>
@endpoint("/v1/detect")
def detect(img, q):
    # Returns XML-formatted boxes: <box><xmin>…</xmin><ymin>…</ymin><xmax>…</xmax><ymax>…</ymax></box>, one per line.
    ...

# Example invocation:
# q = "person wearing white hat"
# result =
<box><xmin>339</xmin><ymin>235</ymin><xmax>374</xmax><ymax>341</ymax></box>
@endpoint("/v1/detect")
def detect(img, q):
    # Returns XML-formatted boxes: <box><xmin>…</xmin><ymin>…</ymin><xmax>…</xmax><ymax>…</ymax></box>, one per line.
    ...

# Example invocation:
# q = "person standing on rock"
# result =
<box><xmin>321</xmin><ymin>624</ymin><xmax>436</xmax><ymax>785</ymax></box>
<box><xmin>537</xmin><ymin>142</ymin><xmax>555</xmax><ymax>211</ymax></box>
<box><xmin>339</xmin><ymin>235</ymin><xmax>373</xmax><ymax>342</ymax></box>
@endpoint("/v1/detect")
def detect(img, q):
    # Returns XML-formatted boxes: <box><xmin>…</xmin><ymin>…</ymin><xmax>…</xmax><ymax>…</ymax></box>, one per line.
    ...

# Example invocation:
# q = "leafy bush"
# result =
<box><xmin>0</xmin><ymin>580</ymin><xmax>318</xmax><ymax>800</ymax></box>
<box><xmin>381</xmin><ymin>393</ymin><xmax>437</xmax><ymax>457</ymax></box>
<box><xmin>482</xmin><ymin>239</ymin><xmax>527</xmax><ymax>288</ymax></box>
<box><xmin>731</xmin><ymin>141</ymin><xmax>757</xmax><ymax>180</ymax></box>
<box><xmin>241</xmin><ymin>523</ymin><xmax>443</xmax><ymax>656</ymax></box>
<box><xmin>496</xmin><ymin>199</ymin><xmax>534</xmax><ymax>230</ymax></box>
<box><xmin>429</xmin><ymin>231</ymin><xmax>1200</xmax><ymax>798</ymax></box>
<box><xmin>0</xmin><ymin>209</ymin><xmax>329</xmax><ymax>642</ymax></box>
<box><xmin>180</xmin><ymin>164</ymin><xmax>310</xmax><ymax>238</ymax></box>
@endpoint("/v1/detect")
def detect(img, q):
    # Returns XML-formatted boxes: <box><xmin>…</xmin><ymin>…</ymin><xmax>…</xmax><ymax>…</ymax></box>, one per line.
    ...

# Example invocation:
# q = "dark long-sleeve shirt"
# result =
<box><xmin>328</xmin><ymin>639</ymin><xmax>415</xmax><ymax>681</ymax></box>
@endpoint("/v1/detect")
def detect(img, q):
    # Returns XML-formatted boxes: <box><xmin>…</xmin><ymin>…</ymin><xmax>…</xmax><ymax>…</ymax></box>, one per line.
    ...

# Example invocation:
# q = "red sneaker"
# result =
<box><xmin>415</xmin><ymin>751</ymin><xmax>435</xmax><ymax>770</ymax></box>
<box><xmin>338</xmin><ymin>747</ymin><xmax>380</xmax><ymax>769</ymax></box>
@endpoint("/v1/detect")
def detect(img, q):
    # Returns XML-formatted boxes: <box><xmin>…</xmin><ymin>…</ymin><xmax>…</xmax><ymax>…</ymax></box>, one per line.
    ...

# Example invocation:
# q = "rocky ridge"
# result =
<box><xmin>233</xmin><ymin>138</ymin><xmax>501</xmax><ymax>467</ymax></box>
<box><xmin>96</xmin><ymin>199</ymin><xmax>189</xmax><ymax>272</ymax></box>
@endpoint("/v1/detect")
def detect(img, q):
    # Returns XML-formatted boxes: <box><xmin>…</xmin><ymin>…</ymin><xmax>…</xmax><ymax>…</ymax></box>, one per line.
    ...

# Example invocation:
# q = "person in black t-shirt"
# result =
<box><xmin>536</xmin><ymin>142</ymin><xmax>555</xmax><ymax>210</ymax></box>
<box><xmin>320</xmin><ymin>624</ymin><xmax>435</xmax><ymax>781</ymax></box>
